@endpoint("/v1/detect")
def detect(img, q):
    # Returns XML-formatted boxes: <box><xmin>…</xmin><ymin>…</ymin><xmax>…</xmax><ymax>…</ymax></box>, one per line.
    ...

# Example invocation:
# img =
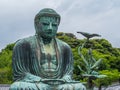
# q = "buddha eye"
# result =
<box><xmin>42</xmin><ymin>22</ymin><xmax>49</xmax><ymax>26</ymax></box>
<box><xmin>52</xmin><ymin>23</ymin><xmax>58</xmax><ymax>27</ymax></box>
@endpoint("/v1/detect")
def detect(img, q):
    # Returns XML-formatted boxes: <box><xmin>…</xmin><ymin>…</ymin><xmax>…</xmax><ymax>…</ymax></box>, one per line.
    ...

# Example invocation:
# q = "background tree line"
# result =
<box><xmin>0</xmin><ymin>32</ymin><xmax>120</xmax><ymax>87</ymax></box>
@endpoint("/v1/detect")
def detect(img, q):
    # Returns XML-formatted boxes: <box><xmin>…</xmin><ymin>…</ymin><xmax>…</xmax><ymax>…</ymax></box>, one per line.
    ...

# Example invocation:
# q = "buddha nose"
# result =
<box><xmin>47</xmin><ymin>23</ymin><xmax>53</xmax><ymax>31</ymax></box>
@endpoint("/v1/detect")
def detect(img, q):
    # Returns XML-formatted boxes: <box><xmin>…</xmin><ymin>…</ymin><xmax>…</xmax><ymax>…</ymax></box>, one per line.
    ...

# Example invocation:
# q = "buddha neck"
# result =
<box><xmin>36</xmin><ymin>34</ymin><xmax>54</xmax><ymax>44</ymax></box>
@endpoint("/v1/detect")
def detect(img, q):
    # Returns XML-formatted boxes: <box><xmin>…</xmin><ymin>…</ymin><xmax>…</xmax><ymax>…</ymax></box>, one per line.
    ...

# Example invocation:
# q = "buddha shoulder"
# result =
<box><xmin>56</xmin><ymin>38</ymin><xmax>71</xmax><ymax>49</ymax></box>
<box><xmin>13</xmin><ymin>36</ymin><xmax>36</xmax><ymax>49</ymax></box>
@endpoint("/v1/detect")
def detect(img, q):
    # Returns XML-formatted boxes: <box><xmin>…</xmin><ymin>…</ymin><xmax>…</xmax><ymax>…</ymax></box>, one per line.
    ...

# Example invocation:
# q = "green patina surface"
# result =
<box><xmin>10</xmin><ymin>8</ymin><xmax>86</xmax><ymax>90</ymax></box>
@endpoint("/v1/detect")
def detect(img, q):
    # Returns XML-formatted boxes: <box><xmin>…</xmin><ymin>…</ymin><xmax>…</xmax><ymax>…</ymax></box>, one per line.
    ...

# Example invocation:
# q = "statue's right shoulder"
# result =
<box><xmin>14</xmin><ymin>36</ymin><xmax>36</xmax><ymax>48</ymax></box>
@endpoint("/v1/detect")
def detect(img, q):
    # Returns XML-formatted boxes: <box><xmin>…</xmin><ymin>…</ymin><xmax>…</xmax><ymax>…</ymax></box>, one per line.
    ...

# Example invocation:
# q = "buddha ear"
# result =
<box><xmin>34</xmin><ymin>21</ymin><xmax>42</xmax><ymax>35</ymax></box>
<box><xmin>56</xmin><ymin>17</ymin><xmax>60</xmax><ymax>26</ymax></box>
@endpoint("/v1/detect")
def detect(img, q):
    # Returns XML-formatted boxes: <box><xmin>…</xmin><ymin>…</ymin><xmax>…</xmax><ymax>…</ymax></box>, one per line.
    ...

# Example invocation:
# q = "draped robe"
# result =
<box><xmin>10</xmin><ymin>35</ymin><xmax>86</xmax><ymax>90</ymax></box>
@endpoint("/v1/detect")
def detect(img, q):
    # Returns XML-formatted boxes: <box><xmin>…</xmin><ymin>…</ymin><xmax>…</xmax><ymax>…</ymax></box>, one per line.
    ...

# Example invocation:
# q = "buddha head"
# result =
<box><xmin>34</xmin><ymin>8</ymin><xmax>61</xmax><ymax>39</ymax></box>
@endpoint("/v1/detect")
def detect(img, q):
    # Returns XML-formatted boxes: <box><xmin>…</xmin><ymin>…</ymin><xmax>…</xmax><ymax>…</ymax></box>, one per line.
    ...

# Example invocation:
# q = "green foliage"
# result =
<box><xmin>0</xmin><ymin>43</ymin><xmax>14</xmax><ymax>84</ymax></box>
<box><xmin>0</xmin><ymin>67</ymin><xmax>12</xmax><ymax>84</ymax></box>
<box><xmin>0</xmin><ymin>32</ymin><xmax>120</xmax><ymax>85</ymax></box>
<box><xmin>93</xmin><ymin>69</ymin><xmax>120</xmax><ymax>87</ymax></box>
<box><xmin>57</xmin><ymin>32</ymin><xmax>120</xmax><ymax>86</ymax></box>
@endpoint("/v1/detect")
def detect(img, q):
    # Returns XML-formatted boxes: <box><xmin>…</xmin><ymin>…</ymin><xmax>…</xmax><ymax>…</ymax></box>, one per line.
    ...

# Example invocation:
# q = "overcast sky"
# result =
<box><xmin>0</xmin><ymin>0</ymin><xmax>120</xmax><ymax>51</ymax></box>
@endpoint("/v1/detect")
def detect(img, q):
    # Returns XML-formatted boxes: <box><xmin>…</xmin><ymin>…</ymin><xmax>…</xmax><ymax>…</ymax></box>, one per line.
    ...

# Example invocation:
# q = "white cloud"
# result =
<box><xmin>0</xmin><ymin>0</ymin><xmax>120</xmax><ymax>51</ymax></box>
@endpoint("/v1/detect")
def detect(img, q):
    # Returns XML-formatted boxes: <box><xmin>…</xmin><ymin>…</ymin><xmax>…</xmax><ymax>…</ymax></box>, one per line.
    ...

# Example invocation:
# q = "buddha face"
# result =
<box><xmin>35</xmin><ymin>16</ymin><xmax>59</xmax><ymax>38</ymax></box>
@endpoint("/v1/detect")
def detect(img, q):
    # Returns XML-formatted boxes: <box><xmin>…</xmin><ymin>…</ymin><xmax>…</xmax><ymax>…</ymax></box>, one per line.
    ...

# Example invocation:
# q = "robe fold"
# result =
<box><xmin>10</xmin><ymin>35</ymin><xmax>85</xmax><ymax>90</ymax></box>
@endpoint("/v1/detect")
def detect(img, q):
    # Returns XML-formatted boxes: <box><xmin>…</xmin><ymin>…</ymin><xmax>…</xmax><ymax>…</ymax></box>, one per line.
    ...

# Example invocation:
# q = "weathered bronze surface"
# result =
<box><xmin>10</xmin><ymin>8</ymin><xmax>86</xmax><ymax>90</ymax></box>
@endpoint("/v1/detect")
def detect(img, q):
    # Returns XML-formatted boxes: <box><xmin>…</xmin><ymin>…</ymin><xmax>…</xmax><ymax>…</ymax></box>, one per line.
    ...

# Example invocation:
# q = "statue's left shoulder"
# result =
<box><xmin>56</xmin><ymin>38</ymin><xmax>71</xmax><ymax>49</ymax></box>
